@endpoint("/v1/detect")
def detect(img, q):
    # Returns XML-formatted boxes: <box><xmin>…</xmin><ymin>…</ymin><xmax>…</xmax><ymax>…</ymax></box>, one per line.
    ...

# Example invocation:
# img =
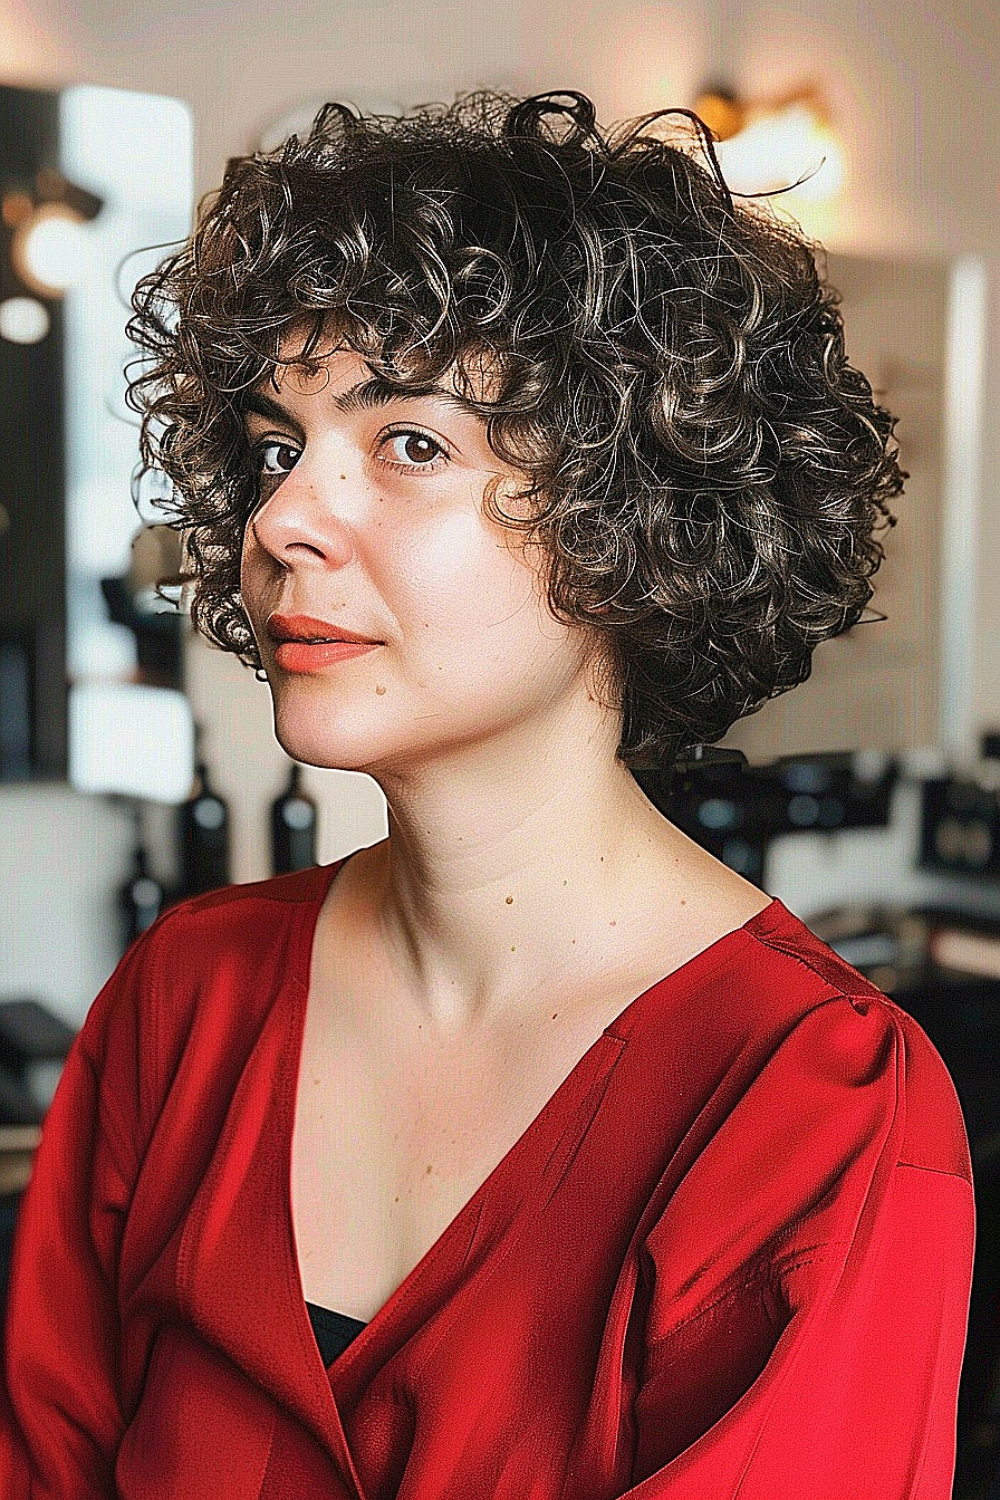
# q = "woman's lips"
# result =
<box><xmin>273</xmin><ymin>639</ymin><xmax>381</xmax><ymax>672</ymax></box>
<box><xmin>265</xmin><ymin>612</ymin><xmax>380</xmax><ymax>646</ymax></box>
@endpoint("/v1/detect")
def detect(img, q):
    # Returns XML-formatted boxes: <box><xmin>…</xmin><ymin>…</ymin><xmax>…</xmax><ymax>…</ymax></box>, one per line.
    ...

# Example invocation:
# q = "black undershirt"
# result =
<box><xmin>305</xmin><ymin>1301</ymin><xmax>368</xmax><ymax>1366</ymax></box>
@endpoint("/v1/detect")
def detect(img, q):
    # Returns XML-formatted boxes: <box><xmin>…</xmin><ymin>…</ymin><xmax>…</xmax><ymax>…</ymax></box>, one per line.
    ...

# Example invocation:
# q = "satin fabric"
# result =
<box><xmin>0</xmin><ymin>856</ymin><xmax>975</xmax><ymax>1498</ymax></box>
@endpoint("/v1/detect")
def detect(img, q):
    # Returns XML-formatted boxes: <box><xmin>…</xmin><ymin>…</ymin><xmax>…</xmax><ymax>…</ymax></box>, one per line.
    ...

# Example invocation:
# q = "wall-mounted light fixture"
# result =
<box><xmin>0</xmin><ymin>165</ymin><xmax>103</xmax><ymax>344</ymax></box>
<box><xmin>692</xmin><ymin>80</ymin><xmax>844</xmax><ymax>206</ymax></box>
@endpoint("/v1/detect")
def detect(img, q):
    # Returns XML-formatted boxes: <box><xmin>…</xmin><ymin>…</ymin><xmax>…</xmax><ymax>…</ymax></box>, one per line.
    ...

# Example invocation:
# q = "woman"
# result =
<box><xmin>2</xmin><ymin>90</ymin><xmax>974</xmax><ymax>1498</ymax></box>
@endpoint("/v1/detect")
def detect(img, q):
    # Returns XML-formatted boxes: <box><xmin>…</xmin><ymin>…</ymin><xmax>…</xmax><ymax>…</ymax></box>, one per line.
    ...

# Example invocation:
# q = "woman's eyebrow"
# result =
<box><xmin>242</xmin><ymin>378</ymin><xmax>480</xmax><ymax>426</ymax></box>
<box><xmin>241</xmin><ymin>390</ymin><xmax>306</xmax><ymax>433</ymax></box>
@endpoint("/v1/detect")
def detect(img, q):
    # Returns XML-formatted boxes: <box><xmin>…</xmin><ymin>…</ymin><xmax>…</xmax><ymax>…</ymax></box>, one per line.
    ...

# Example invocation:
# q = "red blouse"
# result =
<box><xmin>0</xmin><ymin>855</ymin><xmax>975</xmax><ymax>1498</ymax></box>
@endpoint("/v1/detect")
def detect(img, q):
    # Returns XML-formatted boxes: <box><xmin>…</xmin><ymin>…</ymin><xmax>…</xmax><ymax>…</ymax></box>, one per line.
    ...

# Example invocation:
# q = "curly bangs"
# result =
<box><xmin>126</xmin><ymin>87</ymin><xmax>904</xmax><ymax>771</ymax></box>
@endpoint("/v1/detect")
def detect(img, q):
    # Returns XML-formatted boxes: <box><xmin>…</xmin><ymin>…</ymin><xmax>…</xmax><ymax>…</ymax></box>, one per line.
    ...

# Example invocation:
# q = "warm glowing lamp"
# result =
<box><xmin>11</xmin><ymin>201</ymin><xmax>91</xmax><ymax>297</ymax></box>
<box><xmin>692</xmin><ymin>83</ymin><xmax>844</xmax><ymax>206</ymax></box>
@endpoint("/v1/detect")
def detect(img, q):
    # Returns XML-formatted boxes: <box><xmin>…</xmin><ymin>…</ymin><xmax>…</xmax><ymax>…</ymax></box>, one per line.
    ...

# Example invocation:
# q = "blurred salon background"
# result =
<box><xmin>0</xmin><ymin>2</ymin><xmax>998</xmax><ymax>1493</ymax></box>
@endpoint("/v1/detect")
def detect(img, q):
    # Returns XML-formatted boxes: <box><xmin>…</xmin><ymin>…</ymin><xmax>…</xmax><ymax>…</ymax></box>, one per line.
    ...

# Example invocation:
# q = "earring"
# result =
<box><xmin>255</xmin><ymin>666</ymin><xmax>268</xmax><ymax>681</ymax></box>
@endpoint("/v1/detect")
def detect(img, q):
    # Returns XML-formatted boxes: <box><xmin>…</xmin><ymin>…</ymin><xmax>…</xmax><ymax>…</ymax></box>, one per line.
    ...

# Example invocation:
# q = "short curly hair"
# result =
<box><xmin>126</xmin><ymin>87</ymin><xmax>903</xmax><ymax>771</ymax></box>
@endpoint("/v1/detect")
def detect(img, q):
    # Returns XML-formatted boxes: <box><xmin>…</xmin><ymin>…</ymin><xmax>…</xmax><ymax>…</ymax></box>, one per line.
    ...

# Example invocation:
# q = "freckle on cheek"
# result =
<box><xmin>375</xmin><ymin>684</ymin><xmax>386</xmax><ymax>694</ymax></box>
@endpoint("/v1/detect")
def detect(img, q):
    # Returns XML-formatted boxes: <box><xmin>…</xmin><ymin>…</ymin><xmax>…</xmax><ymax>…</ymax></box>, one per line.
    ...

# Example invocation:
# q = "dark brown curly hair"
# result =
<box><xmin>126</xmin><ymin>87</ymin><xmax>903</xmax><ymax>771</ymax></box>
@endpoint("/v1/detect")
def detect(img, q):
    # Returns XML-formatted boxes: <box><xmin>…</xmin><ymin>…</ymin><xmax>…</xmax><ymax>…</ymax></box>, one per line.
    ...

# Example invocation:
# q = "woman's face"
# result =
<box><xmin>239</xmin><ymin>343</ymin><xmax>608</xmax><ymax>778</ymax></box>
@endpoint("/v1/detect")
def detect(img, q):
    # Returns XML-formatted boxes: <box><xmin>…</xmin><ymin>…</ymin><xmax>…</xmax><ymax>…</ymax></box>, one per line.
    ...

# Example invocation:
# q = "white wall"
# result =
<box><xmin>5</xmin><ymin>0</ymin><xmax>1000</xmax><ymax>1022</ymax></box>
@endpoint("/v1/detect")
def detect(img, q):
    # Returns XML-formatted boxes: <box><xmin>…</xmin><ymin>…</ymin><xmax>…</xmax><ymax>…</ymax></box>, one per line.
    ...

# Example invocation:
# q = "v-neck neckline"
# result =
<box><xmin>282</xmin><ymin>853</ymin><xmax>783</xmax><ymax>1380</ymax></box>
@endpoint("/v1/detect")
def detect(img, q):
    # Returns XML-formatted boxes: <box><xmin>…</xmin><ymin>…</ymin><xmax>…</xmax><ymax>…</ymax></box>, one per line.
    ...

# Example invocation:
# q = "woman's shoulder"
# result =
<box><xmin>118</xmin><ymin>863</ymin><xmax>334</xmax><ymax>992</ymax></box>
<box><xmin>737</xmin><ymin>899</ymin><xmax>972</xmax><ymax>1185</ymax></box>
<box><xmin>76</xmin><ymin>862</ymin><xmax>341</xmax><ymax>1079</ymax></box>
<box><xmin>156</xmin><ymin>861</ymin><xmax>337</xmax><ymax>927</ymax></box>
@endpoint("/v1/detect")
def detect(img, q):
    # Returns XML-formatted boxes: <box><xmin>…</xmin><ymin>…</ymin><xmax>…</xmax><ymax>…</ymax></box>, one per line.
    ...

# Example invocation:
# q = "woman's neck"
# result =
<box><xmin>342</xmin><ymin>773</ymin><xmax>741</xmax><ymax>1036</ymax></box>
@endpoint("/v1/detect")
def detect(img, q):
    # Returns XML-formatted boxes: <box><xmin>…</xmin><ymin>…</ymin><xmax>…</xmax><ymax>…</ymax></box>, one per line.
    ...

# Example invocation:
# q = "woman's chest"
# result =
<box><xmin>288</xmin><ymin>975</ymin><xmax>635</xmax><ymax>1324</ymax></box>
<box><xmin>288</xmin><ymin>866</ymin><xmax>770</xmax><ymax>1325</ymax></box>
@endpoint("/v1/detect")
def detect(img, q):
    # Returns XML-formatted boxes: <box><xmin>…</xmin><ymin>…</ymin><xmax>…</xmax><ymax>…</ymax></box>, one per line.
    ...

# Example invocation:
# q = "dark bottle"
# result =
<box><xmin>270</xmin><ymin>761</ymin><xmax>318</xmax><ymax>874</ymax></box>
<box><xmin>114</xmin><ymin>799</ymin><xmax>166</xmax><ymax>953</ymax></box>
<box><xmin>177</xmin><ymin>751</ymin><xmax>231</xmax><ymax>896</ymax></box>
<box><xmin>119</xmin><ymin>839</ymin><xmax>166</xmax><ymax>952</ymax></box>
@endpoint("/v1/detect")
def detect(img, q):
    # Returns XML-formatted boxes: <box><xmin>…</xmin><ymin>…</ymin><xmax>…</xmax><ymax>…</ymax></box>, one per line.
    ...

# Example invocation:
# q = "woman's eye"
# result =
<box><xmin>380</xmin><ymin>430</ymin><xmax>447</xmax><ymax>471</ymax></box>
<box><xmin>254</xmin><ymin>440</ymin><xmax>300</xmax><ymax>477</ymax></box>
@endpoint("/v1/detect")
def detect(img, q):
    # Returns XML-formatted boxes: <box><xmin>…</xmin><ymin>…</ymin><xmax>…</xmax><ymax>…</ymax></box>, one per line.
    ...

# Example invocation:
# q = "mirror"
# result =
<box><xmin>0</xmin><ymin>81</ymin><xmax>195</xmax><ymax>802</ymax></box>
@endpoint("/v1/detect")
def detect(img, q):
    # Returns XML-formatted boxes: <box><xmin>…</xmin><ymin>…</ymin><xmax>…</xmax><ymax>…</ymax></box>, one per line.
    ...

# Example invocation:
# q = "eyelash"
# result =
<box><xmin>249</xmin><ymin>426</ymin><xmax>450</xmax><ymax>482</ymax></box>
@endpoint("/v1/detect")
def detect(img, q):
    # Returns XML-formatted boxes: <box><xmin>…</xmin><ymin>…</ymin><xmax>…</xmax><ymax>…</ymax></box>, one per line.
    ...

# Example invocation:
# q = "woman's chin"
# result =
<box><xmin>270</xmin><ymin>714</ymin><xmax>391</xmax><ymax>776</ymax></box>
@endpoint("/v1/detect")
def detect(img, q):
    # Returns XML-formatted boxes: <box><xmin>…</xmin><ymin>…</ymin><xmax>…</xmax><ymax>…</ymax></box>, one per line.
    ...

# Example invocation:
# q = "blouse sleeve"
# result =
<box><xmin>0</xmin><ymin>927</ymin><xmax>153</xmax><ymax>1499</ymax></box>
<box><xmin>627</xmin><ymin>994</ymin><xmax>976</xmax><ymax>1499</ymax></box>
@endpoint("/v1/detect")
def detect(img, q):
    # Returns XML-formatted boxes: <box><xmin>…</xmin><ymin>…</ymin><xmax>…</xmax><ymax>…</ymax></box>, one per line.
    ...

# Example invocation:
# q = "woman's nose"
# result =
<box><xmin>248</xmin><ymin>461</ymin><xmax>357</xmax><ymax>570</ymax></box>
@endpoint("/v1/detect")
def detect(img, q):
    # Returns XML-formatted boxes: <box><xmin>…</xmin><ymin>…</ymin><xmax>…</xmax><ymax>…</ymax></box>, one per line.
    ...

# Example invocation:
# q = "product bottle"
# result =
<box><xmin>119</xmin><ymin>839</ymin><xmax>166</xmax><ymax>950</ymax></box>
<box><xmin>270</xmin><ymin>761</ymin><xmax>318</xmax><ymax>874</ymax></box>
<box><xmin>177</xmin><ymin>734</ymin><xmax>231</xmax><ymax>896</ymax></box>
<box><xmin>114</xmin><ymin>799</ymin><xmax>166</xmax><ymax>952</ymax></box>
